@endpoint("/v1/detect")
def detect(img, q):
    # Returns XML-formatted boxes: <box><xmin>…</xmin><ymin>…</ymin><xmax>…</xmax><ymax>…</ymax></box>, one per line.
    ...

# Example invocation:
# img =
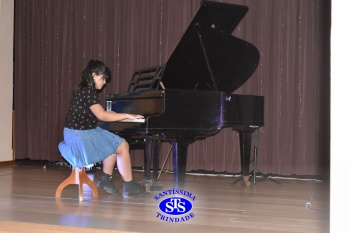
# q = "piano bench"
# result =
<box><xmin>55</xmin><ymin>167</ymin><xmax>98</xmax><ymax>202</ymax></box>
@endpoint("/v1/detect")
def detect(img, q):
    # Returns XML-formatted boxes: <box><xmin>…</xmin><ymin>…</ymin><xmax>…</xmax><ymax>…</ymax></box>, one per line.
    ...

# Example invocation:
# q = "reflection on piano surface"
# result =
<box><xmin>98</xmin><ymin>1</ymin><xmax>264</xmax><ymax>189</ymax></box>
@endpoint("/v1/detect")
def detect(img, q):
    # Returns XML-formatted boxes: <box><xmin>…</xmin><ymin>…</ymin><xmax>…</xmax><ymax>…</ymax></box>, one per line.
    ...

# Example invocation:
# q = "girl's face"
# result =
<box><xmin>92</xmin><ymin>72</ymin><xmax>106</xmax><ymax>90</ymax></box>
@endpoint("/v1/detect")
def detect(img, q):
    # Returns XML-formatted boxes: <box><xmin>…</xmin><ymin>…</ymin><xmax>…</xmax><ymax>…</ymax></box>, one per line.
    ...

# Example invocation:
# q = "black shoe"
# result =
<box><xmin>122</xmin><ymin>180</ymin><xmax>146</xmax><ymax>198</ymax></box>
<box><xmin>94</xmin><ymin>172</ymin><xmax>119</xmax><ymax>194</ymax></box>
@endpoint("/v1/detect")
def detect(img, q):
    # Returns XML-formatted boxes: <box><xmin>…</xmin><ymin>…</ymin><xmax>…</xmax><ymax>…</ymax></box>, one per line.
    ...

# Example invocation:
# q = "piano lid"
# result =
<box><xmin>161</xmin><ymin>1</ymin><xmax>260</xmax><ymax>93</ymax></box>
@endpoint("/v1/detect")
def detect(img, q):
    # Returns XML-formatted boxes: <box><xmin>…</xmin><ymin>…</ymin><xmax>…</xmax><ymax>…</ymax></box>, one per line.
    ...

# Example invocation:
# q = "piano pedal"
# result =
<box><xmin>149</xmin><ymin>181</ymin><xmax>163</xmax><ymax>192</ymax></box>
<box><xmin>144</xmin><ymin>183</ymin><xmax>151</xmax><ymax>192</ymax></box>
<box><xmin>140</xmin><ymin>179</ymin><xmax>163</xmax><ymax>192</ymax></box>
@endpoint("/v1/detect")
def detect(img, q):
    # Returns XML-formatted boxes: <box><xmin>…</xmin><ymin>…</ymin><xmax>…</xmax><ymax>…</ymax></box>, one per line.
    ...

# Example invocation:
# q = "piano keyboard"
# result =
<box><xmin>119</xmin><ymin>119</ymin><xmax>145</xmax><ymax>123</ymax></box>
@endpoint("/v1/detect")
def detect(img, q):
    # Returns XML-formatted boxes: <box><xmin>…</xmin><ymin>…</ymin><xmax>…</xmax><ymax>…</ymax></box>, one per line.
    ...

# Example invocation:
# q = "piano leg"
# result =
<box><xmin>141</xmin><ymin>135</ymin><xmax>163</xmax><ymax>191</ymax></box>
<box><xmin>171</xmin><ymin>140</ymin><xmax>189</xmax><ymax>189</ymax></box>
<box><xmin>239</xmin><ymin>131</ymin><xmax>253</xmax><ymax>185</ymax></box>
<box><xmin>143</xmin><ymin>136</ymin><xmax>152</xmax><ymax>180</ymax></box>
<box><xmin>152</xmin><ymin>135</ymin><xmax>161</xmax><ymax>181</ymax></box>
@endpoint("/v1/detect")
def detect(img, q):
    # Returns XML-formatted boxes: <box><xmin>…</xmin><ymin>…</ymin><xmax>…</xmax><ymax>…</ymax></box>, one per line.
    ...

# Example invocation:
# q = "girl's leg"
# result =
<box><xmin>95</xmin><ymin>154</ymin><xmax>118</xmax><ymax>194</ymax></box>
<box><xmin>98</xmin><ymin>139</ymin><xmax>145</xmax><ymax>197</ymax></box>
<box><xmin>115</xmin><ymin>140</ymin><xmax>146</xmax><ymax>197</ymax></box>
<box><xmin>102</xmin><ymin>153</ymin><xmax>117</xmax><ymax>175</ymax></box>
<box><xmin>114</xmin><ymin>140</ymin><xmax>132</xmax><ymax>182</ymax></box>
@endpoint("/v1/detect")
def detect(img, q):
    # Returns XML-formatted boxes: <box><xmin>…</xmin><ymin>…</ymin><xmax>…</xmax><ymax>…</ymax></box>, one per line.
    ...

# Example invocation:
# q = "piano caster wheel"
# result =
<box><xmin>243</xmin><ymin>176</ymin><xmax>250</xmax><ymax>185</ymax></box>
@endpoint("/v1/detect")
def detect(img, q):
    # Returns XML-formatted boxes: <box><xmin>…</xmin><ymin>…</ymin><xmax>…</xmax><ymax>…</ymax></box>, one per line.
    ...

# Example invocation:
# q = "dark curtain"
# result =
<box><xmin>13</xmin><ymin>0</ymin><xmax>331</xmax><ymax>176</ymax></box>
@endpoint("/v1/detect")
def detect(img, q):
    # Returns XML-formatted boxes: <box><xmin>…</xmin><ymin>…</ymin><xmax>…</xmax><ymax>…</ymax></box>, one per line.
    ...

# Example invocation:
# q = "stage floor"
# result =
<box><xmin>0</xmin><ymin>164</ymin><xmax>329</xmax><ymax>233</ymax></box>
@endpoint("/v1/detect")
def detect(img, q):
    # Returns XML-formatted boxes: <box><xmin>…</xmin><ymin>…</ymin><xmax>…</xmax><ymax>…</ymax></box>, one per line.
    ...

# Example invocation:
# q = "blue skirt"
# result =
<box><xmin>58</xmin><ymin>127</ymin><xmax>124</xmax><ymax>168</ymax></box>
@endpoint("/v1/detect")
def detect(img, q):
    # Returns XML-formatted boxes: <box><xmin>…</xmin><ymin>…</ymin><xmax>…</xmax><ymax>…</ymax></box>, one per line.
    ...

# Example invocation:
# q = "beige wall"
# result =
<box><xmin>0</xmin><ymin>0</ymin><xmax>14</xmax><ymax>162</ymax></box>
<box><xmin>331</xmin><ymin>1</ymin><xmax>349</xmax><ymax>232</ymax></box>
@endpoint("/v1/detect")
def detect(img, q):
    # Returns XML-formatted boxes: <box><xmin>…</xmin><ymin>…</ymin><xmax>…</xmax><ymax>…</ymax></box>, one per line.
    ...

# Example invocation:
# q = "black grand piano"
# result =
<box><xmin>98</xmin><ymin>1</ymin><xmax>264</xmax><ymax>189</ymax></box>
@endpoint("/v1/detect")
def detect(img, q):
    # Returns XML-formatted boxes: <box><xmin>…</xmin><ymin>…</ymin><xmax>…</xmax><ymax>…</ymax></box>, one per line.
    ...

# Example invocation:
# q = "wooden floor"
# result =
<box><xmin>0</xmin><ymin>163</ymin><xmax>330</xmax><ymax>233</ymax></box>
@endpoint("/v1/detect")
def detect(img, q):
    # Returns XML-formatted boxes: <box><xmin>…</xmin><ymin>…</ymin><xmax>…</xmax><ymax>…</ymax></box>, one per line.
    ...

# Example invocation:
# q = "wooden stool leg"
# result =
<box><xmin>55</xmin><ymin>167</ymin><xmax>98</xmax><ymax>201</ymax></box>
<box><xmin>78</xmin><ymin>172</ymin><xmax>84</xmax><ymax>202</ymax></box>
<box><xmin>80</xmin><ymin>169</ymin><xmax>99</xmax><ymax>199</ymax></box>
<box><xmin>55</xmin><ymin>168</ymin><xmax>78</xmax><ymax>198</ymax></box>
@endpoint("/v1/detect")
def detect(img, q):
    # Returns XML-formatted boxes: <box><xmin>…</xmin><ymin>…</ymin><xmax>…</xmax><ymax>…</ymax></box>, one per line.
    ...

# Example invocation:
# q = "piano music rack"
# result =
<box><xmin>128</xmin><ymin>65</ymin><xmax>165</xmax><ymax>92</ymax></box>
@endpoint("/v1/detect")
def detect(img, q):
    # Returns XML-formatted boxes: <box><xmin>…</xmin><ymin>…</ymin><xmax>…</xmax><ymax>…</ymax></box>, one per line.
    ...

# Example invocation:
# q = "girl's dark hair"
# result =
<box><xmin>74</xmin><ymin>59</ymin><xmax>111</xmax><ymax>93</ymax></box>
